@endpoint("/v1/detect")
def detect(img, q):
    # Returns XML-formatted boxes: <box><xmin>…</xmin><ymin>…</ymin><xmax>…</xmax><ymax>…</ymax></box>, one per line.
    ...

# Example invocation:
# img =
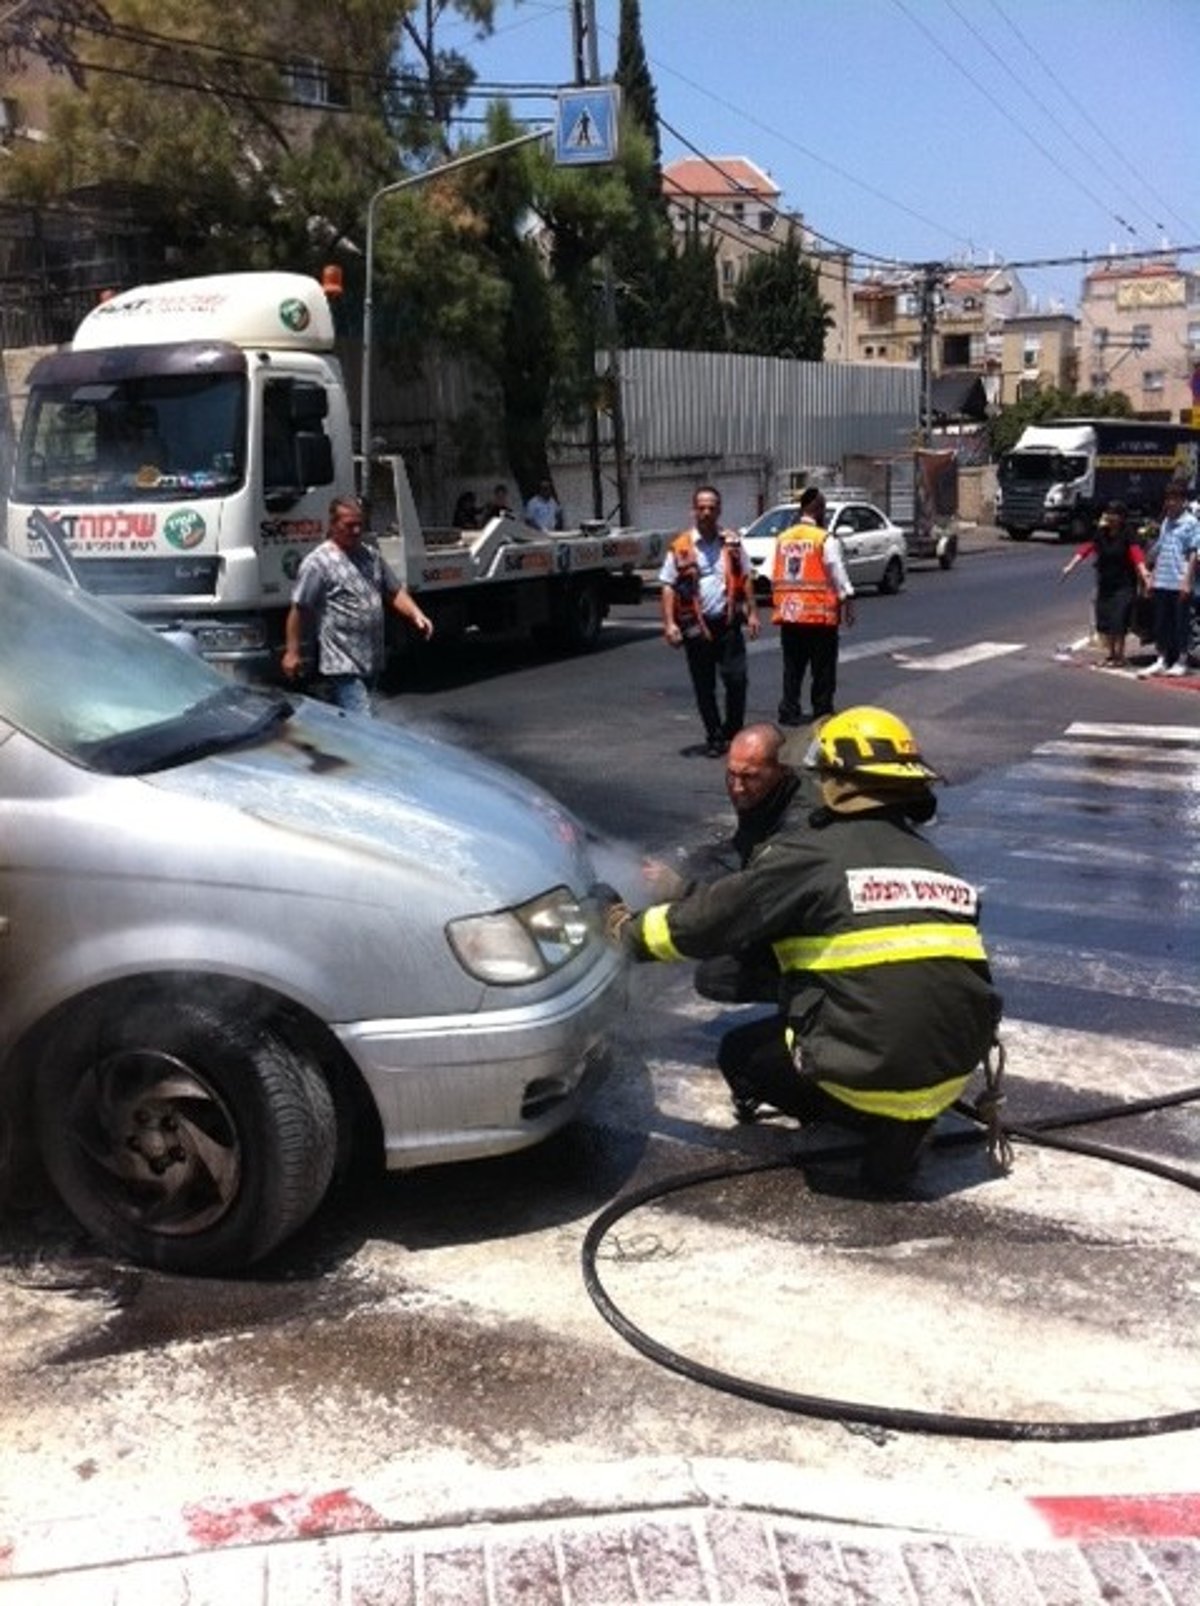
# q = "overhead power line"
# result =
<box><xmin>986</xmin><ymin>0</ymin><xmax>1199</xmax><ymax>243</ymax></box>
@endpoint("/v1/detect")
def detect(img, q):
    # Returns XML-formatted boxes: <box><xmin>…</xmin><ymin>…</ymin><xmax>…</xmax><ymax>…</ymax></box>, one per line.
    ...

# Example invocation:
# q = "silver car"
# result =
<box><xmin>0</xmin><ymin>550</ymin><xmax>625</xmax><ymax>1273</ymax></box>
<box><xmin>740</xmin><ymin>497</ymin><xmax>907</xmax><ymax>597</ymax></box>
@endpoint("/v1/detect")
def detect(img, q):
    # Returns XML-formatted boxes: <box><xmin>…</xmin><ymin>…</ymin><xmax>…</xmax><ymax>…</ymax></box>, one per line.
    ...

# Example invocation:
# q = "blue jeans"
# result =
<box><xmin>322</xmin><ymin>674</ymin><xmax>373</xmax><ymax>716</ymax></box>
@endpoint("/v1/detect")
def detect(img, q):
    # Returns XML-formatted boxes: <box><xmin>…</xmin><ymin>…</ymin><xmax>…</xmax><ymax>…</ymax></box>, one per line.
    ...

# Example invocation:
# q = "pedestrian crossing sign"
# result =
<box><xmin>555</xmin><ymin>85</ymin><xmax>620</xmax><ymax>166</ymax></box>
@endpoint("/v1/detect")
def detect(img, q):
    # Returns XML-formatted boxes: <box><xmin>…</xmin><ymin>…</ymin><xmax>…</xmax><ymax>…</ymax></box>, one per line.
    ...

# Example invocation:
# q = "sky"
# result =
<box><xmin>436</xmin><ymin>0</ymin><xmax>1200</xmax><ymax>314</ymax></box>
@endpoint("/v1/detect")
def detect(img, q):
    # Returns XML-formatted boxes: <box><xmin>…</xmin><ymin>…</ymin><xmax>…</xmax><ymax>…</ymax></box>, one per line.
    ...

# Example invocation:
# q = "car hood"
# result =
<box><xmin>145</xmin><ymin>696</ymin><xmax>596</xmax><ymax>904</ymax></box>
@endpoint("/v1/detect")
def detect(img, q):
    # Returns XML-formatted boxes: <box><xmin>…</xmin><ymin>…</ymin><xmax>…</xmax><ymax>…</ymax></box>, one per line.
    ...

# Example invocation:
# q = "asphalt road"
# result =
<box><xmin>2</xmin><ymin>537</ymin><xmax>1198</xmax><ymax>1577</ymax></box>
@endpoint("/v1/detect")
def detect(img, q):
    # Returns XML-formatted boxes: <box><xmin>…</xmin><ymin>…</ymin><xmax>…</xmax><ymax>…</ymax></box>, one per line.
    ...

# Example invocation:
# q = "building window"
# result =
<box><xmin>758</xmin><ymin>210</ymin><xmax>774</xmax><ymax>232</ymax></box>
<box><xmin>282</xmin><ymin>59</ymin><xmax>348</xmax><ymax>107</ymax></box>
<box><xmin>908</xmin><ymin>342</ymin><xmax>921</xmax><ymax>360</ymax></box>
<box><xmin>1142</xmin><ymin>369</ymin><xmax>1165</xmax><ymax>392</ymax></box>
<box><xmin>731</xmin><ymin>201</ymin><xmax>744</xmax><ymax>223</ymax></box>
<box><xmin>1131</xmin><ymin>323</ymin><xmax>1152</xmax><ymax>351</ymax></box>
<box><xmin>1091</xmin><ymin>326</ymin><xmax>1109</xmax><ymax>350</ymax></box>
<box><xmin>899</xmin><ymin>293</ymin><xmax>918</xmax><ymax>317</ymax></box>
<box><xmin>1187</xmin><ymin>321</ymin><xmax>1200</xmax><ymax>349</ymax></box>
<box><xmin>941</xmin><ymin>333</ymin><xmax>971</xmax><ymax>367</ymax></box>
<box><xmin>864</xmin><ymin>345</ymin><xmax>874</xmax><ymax>357</ymax></box>
<box><xmin>1022</xmin><ymin>337</ymin><xmax>1042</xmax><ymax>367</ymax></box>
<box><xmin>721</xmin><ymin>258</ymin><xmax>734</xmax><ymax>288</ymax></box>
<box><xmin>1090</xmin><ymin>370</ymin><xmax>1108</xmax><ymax>391</ymax></box>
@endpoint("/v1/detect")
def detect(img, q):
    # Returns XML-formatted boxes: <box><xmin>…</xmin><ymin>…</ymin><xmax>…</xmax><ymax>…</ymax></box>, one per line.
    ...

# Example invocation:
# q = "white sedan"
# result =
<box><xmin>740</xmin><ymin>498</ymin><xmax>907</xmax><ymax>596</ymax></box>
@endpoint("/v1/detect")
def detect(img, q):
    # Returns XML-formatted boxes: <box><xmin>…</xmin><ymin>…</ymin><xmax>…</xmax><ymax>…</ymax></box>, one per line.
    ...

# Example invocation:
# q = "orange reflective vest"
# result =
<box><xmin>670</xmin><ymin>531</ymin><xmax>751</xmax><ymax>637</ymax></box>
<box><xmin>771</xmin><ymin>522</ymin><xmax>840</xmax><ymax>627</ymax></box>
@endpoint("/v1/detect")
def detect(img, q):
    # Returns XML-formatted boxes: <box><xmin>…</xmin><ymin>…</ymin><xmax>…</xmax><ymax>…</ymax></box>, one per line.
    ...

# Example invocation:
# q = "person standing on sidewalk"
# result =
<box><xmin>1139</xmin><ymin>481</ymin><xmax>1200</xmax><ymax>678</ymax></box>
<box><xmin>770</xmin><ymin>487</ymin><xmax>854</xmax><ymax>728</ymax></box>
<box><xmin>659</xmin><ymin>485</ymin><xmax>758</xmax><ymax>756</ymax></box>
<box><xmin>1059</xmin><ymin>501</ymin><xmax>1151</xmax><ymax>668</ymax></box>
<box><xmin>282</xmin><ymin>495</ymin><xmax>433</xmax><ymax>714</ymax></box>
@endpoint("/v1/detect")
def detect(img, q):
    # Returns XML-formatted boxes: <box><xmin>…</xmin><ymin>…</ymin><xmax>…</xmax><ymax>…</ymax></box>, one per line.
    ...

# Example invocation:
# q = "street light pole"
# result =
<box><xmin>359</xmin><ymin>126</ymin><xmax>551</xmax><ymax>498</ymax></box>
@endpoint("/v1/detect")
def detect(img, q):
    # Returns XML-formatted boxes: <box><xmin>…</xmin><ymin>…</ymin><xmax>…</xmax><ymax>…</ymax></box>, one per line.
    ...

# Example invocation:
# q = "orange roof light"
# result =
<box><xmin>321</xmin><ymin>264</ymin><xmax>344</xmax><ymax>299</ymax></box>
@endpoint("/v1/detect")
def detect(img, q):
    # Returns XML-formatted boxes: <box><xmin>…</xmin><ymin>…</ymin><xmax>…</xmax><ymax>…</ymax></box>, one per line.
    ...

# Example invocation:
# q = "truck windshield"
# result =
<box><xmin>1000</xmin><ymin>452</ymin><xmax>1087</xmax><ymax>484</ymax></box>
<box><xmin>13</xmin><ymin>371</ymin><xmax>246</xmax><ymax>504</ymax></box>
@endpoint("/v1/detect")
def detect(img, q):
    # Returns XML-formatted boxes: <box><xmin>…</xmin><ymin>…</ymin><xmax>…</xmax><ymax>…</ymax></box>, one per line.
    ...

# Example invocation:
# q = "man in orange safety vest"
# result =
<box><xmin>770</xmin><ymin>486</ymin><xmax>854</xmax><ymax>728</ymax></box>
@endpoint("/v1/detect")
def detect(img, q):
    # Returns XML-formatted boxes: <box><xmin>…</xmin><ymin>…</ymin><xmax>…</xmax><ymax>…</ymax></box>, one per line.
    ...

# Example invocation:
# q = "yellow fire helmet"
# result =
<box><xmin>807</xmin><ymin>706</ymin><xmax>940</xmax><ymax>783</ymax></box>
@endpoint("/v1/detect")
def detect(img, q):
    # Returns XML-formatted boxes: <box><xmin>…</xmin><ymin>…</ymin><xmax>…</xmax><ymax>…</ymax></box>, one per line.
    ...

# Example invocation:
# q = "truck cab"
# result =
<box><xmin>6</xmin><ymin>272</ymin><xmax>353</xmax><ymax>672</ymax></box>
<box><xmin>996</xmin><ymin>424</ymin><xmax>1094</xmax><ymax>540</ymax></box>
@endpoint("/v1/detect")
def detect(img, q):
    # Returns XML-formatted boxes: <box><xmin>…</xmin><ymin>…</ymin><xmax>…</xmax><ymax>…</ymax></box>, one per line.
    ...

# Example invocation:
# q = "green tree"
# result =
<box><xmin>988</xmin><ymin>386</ymin><xmax>1134</xmax><ymax>456</ymax></box>
<box><xmin>611</xmin><ymin>0</ymin><xmax>673</xmax><ymax>346</ymax></box>
<box><xmin>658</xmin><ymin>223</ymin><xmax>726</xmax><ymax>350</ymax></box>
<box><xmin>725</xmin><ymin>231</ymin><xmax>832</xmax><ymax>360</ymax></box>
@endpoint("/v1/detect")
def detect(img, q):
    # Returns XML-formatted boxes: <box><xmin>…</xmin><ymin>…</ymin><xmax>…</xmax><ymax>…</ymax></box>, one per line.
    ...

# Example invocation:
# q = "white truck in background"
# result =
<box><xmin>5</xmin><ymin>271</ymin><xmax>665</xmax><ymax>672</ymax></box>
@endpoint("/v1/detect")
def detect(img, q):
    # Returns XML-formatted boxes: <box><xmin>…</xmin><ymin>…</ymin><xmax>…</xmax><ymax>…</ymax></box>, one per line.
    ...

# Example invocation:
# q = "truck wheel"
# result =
<box><xmin>559</xmin><ymin>580</ymin><xmax>605</xmax><ymax>652</ymax></box>
<box><xmin>36</xmin><ymin>995</ymin><xmax>336</xmax><ymax>1274</ymax></box>
<box><xmin>1003</xmin><ymin>527</ymin><xmax>1030</xmax><ymax>542</ymax></box>
<box><xmin>937</xmin><ymin>535</ymin><xmax>958</xmax><ymax>570</ymax></box>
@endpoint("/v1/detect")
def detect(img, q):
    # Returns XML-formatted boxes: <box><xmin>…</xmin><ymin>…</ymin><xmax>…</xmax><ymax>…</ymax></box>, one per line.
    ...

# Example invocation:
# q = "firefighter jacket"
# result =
<box><xmin>626</xmin><ymin>801</ymin><xmax>999</xmax><ymax>1121</ymax></box>
<box><xmin>668</xmin><ymin>530</ymin><xmax>752</xmax><ymax>637</ymax></box>
<box><xmin>771</xmin><ymin>521</ymin><xmax>840</xmax><ymax>627</ymax></box>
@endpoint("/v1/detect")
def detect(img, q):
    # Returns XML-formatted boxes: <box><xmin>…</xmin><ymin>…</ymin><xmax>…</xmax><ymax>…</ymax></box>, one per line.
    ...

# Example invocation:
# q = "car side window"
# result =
<box><xmin>856</xmin><ymin>507</ymin><xmax>885</xmax><ymax>531</ymax></box>
<box><xmin>832</xmin><ymin>510</ymin><xmax>857</xmax><ymax>535</ymax></box>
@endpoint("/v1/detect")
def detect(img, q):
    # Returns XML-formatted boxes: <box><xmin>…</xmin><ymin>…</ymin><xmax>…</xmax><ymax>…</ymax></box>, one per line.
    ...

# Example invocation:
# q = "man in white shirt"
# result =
<box><xmin>524</xmin><ymin>479</ymin><xmax>563</xmax><ymax>531</ymax></box>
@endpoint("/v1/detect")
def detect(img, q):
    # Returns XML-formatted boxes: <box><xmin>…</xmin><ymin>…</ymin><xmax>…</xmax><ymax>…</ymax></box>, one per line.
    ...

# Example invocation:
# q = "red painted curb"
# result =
<box><xmin>1030</xmin><ymin>1493</ymin><xmax>1200</xmax><ymax>1540</ymax></box>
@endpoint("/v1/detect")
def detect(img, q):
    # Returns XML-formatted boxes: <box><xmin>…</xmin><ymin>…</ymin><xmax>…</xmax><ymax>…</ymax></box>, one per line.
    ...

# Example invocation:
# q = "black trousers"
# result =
<box><xmin>683</xmin><ymin>620</ymin><xmax>747</xmax><ymax>743</ymax></box>
<box><xmin>716</xmin><ymin>1011</ymin><xmax>934</xmax><ymax>1189</ymax></box>
<box><xmin>778</xmin><ymin>623</ymin><xmax>839</xmax><ymax>723</ymax></box>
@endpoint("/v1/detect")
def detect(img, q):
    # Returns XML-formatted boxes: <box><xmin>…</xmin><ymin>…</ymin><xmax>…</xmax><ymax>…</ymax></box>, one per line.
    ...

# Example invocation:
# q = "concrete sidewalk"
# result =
<box><xmin>4</xmin><ymin>1460</ymin><xmax>1199</xmax><ymax>1602</ymax></box>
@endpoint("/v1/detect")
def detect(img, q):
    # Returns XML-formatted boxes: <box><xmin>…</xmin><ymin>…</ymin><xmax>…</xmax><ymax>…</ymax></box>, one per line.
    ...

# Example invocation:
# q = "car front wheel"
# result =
<box><xmin>36</xmin><ymin>993</ymin><xmax>336</xmax><ymax>1274</ymax></box>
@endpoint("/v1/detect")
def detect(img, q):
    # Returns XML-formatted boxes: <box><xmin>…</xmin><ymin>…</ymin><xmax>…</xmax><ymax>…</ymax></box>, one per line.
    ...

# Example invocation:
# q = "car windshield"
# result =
<box><xmin>0</xmin><ymin>551</ymin><xmax>290</xmax><ymax>774</ymax></box>
<box><xmin>13</xmin><ymin>371</ymin><xmax>245</xmax><ymax>503</ymax></box>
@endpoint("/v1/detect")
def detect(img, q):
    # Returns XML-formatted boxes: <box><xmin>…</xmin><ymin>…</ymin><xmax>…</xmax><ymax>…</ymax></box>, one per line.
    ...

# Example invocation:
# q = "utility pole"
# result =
<box><xmin>918</xmin><ymin>262</ymin><xmax>940</xmax><ymax>447</ymax></box>
<box><xmin>570</xmin><ymin>0</ymin><xmax>629</xmax><ymax>525</ymax></box>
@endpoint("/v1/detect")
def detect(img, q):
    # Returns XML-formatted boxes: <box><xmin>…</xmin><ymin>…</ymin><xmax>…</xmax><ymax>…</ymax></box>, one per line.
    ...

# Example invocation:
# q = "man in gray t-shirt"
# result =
<box><xmin>282</xmin><ymin>496</ymin><xmax>433</xmax><ymax>714</ymax></box>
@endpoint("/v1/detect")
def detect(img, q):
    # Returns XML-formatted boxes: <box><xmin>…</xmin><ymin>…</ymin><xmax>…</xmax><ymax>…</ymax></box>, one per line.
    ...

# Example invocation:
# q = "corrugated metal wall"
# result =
<box><xmin>618</xmin><ymin>349</ymin><xmax>920</xmax><ymax>472</ymax></box>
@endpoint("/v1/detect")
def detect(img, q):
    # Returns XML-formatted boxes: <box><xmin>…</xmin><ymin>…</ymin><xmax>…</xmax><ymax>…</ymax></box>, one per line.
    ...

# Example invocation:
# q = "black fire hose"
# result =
<box><xmin>580</xmin><ymin>1087</ymin><xmax>1200</xmax><ymax>1441</ymax></box>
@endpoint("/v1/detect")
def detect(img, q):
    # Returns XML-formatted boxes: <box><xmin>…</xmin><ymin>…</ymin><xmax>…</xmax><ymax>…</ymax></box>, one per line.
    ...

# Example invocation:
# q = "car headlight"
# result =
<box><xmin>447</xmin><ymin>886</ymin><xmax>592</xmax><ymax>984</ymax></box>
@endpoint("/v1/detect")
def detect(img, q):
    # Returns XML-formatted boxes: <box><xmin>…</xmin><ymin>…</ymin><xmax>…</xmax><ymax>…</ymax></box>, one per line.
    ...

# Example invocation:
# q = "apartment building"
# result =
<box><xmin>851</xmin><ymin>265</ymin><xmax>1028</xmax><ymax>400</ymax></box>
<box><xmin>997</xmin><ymin>312</ymin><xmax>1079</xmax><ymax>407</ymax></box>
<box><xmin>660</xmin><ymin>155</ymin><xmax>852</xmax><ymax>359</ymax></box>
<box><xmin>1078</xmin><ymin>257</ymin><xmax>1200</xmax><ymax>422</ymax></box>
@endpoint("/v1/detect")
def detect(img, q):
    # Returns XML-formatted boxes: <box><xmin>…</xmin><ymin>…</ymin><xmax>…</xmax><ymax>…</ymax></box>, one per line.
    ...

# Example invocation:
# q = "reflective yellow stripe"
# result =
<box><xmin>817</xmin><ymin>1074</ymin><xmax>971</xmax><ymax>1121</ymax></box>
<box><xmin>641</xmin><ymin>903</ymin><xmax>682</xmax><ymax>961</ymax></box>
<box><xmin>775</xmin><ymin>921</ymin><xmax>986</xmax><ymax>971</ymax></box>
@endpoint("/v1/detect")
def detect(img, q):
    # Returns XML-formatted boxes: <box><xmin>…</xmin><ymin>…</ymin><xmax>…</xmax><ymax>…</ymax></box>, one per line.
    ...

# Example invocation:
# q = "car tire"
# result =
<box><xmin>877</xmin><ymin>556</ymin><xmax>904</xmax><ymax>595</ymax></box>
<box><xmin>36</xmin><ymin>992</ymin><xmax>336</xmax><ymax>1274</ymax></box>
<box><xmin>937</xmin><ymin>537</ymin><xmax>958</xmax><ymax>570</ymax></box>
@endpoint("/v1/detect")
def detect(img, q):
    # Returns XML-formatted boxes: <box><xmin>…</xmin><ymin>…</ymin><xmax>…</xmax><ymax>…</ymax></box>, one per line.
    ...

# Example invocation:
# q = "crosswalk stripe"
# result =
<box><xmin>893</xmin><ymin>641</ymin><xmax>1025</xmax><ymax>671</ymax></box>
<box><xmin>839</xmin><ymin>634</ymin><xmax>932</xmax><ymax>663</ymax></box>
<box><xmin>1063</xmin><ymin>721</ymin><xmax>1200</xmax><ymax>744</ymax></box>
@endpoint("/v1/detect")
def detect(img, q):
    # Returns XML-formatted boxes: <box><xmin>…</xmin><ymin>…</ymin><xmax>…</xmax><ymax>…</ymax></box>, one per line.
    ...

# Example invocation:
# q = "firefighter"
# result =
<box><xmin>610</xmin><ymin>706</ymin><xmax>1002</xmax><ymax>1193</ymax></box>
<box><xmin>659</xmin><ymin>485</ymin><xmax>759</xmax><ymax>756</ymax></box>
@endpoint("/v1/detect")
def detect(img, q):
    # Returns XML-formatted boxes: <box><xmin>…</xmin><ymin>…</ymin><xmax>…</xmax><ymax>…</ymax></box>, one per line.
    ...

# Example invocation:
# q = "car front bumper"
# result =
<box><xmin>335</xmin><ymin>945</ymin><xmax>628</xmax><ymax>1169</ymax></box>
